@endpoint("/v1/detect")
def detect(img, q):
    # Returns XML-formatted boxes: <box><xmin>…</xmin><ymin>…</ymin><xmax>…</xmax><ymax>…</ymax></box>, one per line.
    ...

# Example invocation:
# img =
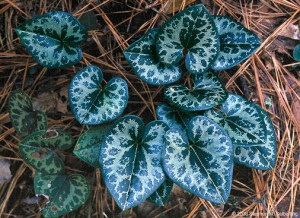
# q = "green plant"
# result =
<box><xmin>293</xmin><ymin>43</ymin><xmax>300</xmax><ymax>61</ymax></box>
<box><xmin>10</xmin><ymin>3</ymin><xmax>276</xmax><ymax>217</ymax></box>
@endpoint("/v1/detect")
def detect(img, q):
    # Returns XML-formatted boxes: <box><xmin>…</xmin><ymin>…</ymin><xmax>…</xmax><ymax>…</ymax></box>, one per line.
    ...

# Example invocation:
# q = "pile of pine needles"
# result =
<box><xmin>0</xmin><ymin>0</ymin><xmax>300</xmax><ymax>217</ymax></box>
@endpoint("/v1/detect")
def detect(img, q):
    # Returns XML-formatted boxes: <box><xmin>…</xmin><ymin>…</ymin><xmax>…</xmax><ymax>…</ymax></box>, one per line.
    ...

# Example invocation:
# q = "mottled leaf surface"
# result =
<box><xmin>16</xmin><ymin>11</ymin><xmax>87</xmax><ymax>68</ymax></box>
<box><xmin>8</xmin><ymin>90</ymin><xmax>47</xmax><ymax>136</ymax></box>
<box><xmin>156</xmin><ymin>103</ymin><xmax>199</xmax><ymax>132</ymax></box>
<box><xmin>205</xmin><ymin>93</ymin><xmax>267</xmax><ymax>147</ymax></box>
<box><xmin>124</xmin><ymin>28</ymin><xmax>182</xmax><ymax>85</ymax></box>
<box><xmin>74</xmin><ymin>125</ymin><xmax>111</xmax><ymax>168</ymax></box>
<box><xmin>164</xmin><ymin>71</ymin><xmax>227</xmax><ymax>111</ymax></box>
<box><xmin>212</xmin><ymin>16</ymin><xmax>260</xmax><ymax>70</ymax></box>
<box><xmin>69</xmin><ymin>66</ymin><xmax>128</xmax><ymax>125</ymax></box>
<box><xmin>147</xmin><ymin>178</ymin><xmax>173</xmax><ymax>206</ymax></box>
<box><xmin>234</xmin><ymin>106</ymin><xmax>276</xmax><ymax>170</ymax></box>
<box><xmin>156</xmin><ymin>4</ymin><xmax>219</xmax><ymax>74</ymax></box>
<box><xmin>34</xmin><ymin>172</ymin><xmax>90</xmax><ymax>217</ymax></box>
<box><xmin>162</xmin><ymin>116</ymin><xmax>233</xmax><ymax>204</ymax></box>
<box><xmin>100</xmin><ymin>116</ymin><xmax>169</xmax><ymax>210</ymax></box>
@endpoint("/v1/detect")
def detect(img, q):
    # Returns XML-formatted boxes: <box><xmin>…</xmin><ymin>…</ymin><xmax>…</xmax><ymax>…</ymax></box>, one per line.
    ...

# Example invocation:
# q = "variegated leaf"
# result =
<box><xmin>69</xmin><ymin>66</ymin><xmax>128</xmax><ymax>125</ymax></box>
<box><xmin>8</xmin><ymin>90</ymin><xmax>47</xmax><ymax>136</ymax></box>
<box><xmin>162</xmin><ymin>116</ymin><xmax>233</xmax><ymax>204</ymax></box>
<box><xmin>234</xmin><ymin>106</ymin><xmax>277</xmax><ymax>170</ymax></box>
<box><xmin>74</xmin><ymin>125</ymin><xmax>111</xmax><ymax>168</ymax></box>
<box><xmin>18</xmin><ymin>129</ymin><xmax>73</xmax><ymax>174</ymax></box>
<box><xmin>124</xmin><ymin>28</ymin><xmax>182</xmax><ymax>85</ymax></box>
<box><xmin>147</xmin><ymin>177</ymin><xmax>173</xmax><ymax>206</ymax></box>
<box><xmin>164</xmin><ymin>70</ymin><xmax>228</xmax><ymax>111</ymax></box>
<box><xmin>212</xmin><ymin>16</ymin><xmax>260</xmax><ymax>70</ymax></box>
<box><xmin>100</xmin><ymin>115</ymin><xmax>169</xmax><ymax>210</ymax></box>
<box><xmin>156</xmin><ymin>4</ymin><xmax>219</xmax><ymax>74</ymax></box>
<box><xmin>34</xmin><ymin>172</ymin><xmax>90</xmax><ymax>217</ymax></box>
<box><xmin>156</xmin><ymin>103</ymin><xmax>199</xmax><ymax>132</ymax></box>
<box><xmin>16</xmin><ymin>11</ymin><xmax>87</xmax><ymax>69</ymax></box>
<box><xmin>205</xmin><ymin>93</ymin><xmax>267</xmax><ymax>147</ymax></box>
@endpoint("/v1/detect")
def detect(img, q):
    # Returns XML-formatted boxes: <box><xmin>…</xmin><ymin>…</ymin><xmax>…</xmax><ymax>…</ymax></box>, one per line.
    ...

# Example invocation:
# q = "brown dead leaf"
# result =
<box><xmin>163</xmin><ymin>0</ymin><xmax>196</xmax><ymax>14</ymax></box>
<box><xmin>278</xmin><ymin>23</ymin><xmax>300</xmax><ymax>40</ymax></box>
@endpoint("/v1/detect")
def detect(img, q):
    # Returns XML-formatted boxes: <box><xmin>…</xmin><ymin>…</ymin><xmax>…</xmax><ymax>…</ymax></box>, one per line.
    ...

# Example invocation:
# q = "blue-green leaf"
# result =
<box><xmin>156</xmin><ymin>103</ymin><xmax>198</xmax><ymax>133</ymax></box>
<box><xmin>100</xmin><ymin>115</ymin><xmax>169</xmax><ymax>210</ymax></box>
<box><xmin>147</xmin><ymin>178</ymin><xmax>173</xmax><ymax>206</ymax></box>
<box><xmin>73</xmin><ymin>125</ymin><xmax>111</xmax><ymax>168</ymax></box>
<box><xmin>211</xmin><ymin>16</ymin><xmax>260</xmax><ymax>70</ymax></box>
<box><xmin>69</xmin><ymin>66</ymin><xmax>128</xmax><ymax>125</ymax></box>
<box><xmin>18</xmin><ymin>129</ymin><xmax>73</xmax><ymax>174</ymax></box>
<box><xmin>234</xmin><ymin>106</ymin><xmax>277</xmax><ymax>170</ymax></box>
<box><xmin>156</xmin><ymin>4</ymin><xmax>219</xmax><ymax>74</ymax></box>
<box><xmin>124</xmin><ymin>28</ymin><xmax>182</xmax><ymax>85</ymax></box>
<box><xmin>164</xmin><ymin>70</ymin><xmax>228</xmax><ymax>111</ymax></box>
<box><xmin>162</xmin><ymin>116</ymin><xmax>233</xmax><ymax>204</ymax></box>
<box><xmin>34</xmin><ymin>172</ymin><xmax>90</xmax><ymax>217</ymax></box>
<box><xmin>293</xmin><ymin>44</ymin><xmax>300</xmax><ymax>62</ymax></box>
<box><xmin>16</xmin><ymin>11</ymin><xmax>87</xmax><ymax>69</ymax></box>
<box><xmin>205</xmin><ymin>93</ymin><xmax>267</xmax><ymax>147</ymax></box>
<box><xmin>8</xmin><ymin>90</ymin><xmax>47</xmax><ymax>137</ymax></box>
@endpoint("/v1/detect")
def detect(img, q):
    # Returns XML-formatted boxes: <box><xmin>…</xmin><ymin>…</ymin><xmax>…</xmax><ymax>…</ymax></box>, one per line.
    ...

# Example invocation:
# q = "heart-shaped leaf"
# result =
<box><xmin>205</xmin><ymin>93</ymin><xmax>267</xmax><ymax>147</ymax></box>
<box><xmin>34</xmin><ymin>172</ymin><xmax>90</xmax><ymax>217</ymax></box>
<box><xmin>162</xmin><ymin>116</ymin><xmax>233</xmax><ymax>204</ymax></box>
<box><xmin>124</xmin><ymin>28</ymin><xmax>182</xmax><ymax>85</ymax></box>
<box><xmin>69</xmin><ymin>66</ymin><xmax>128</xmax><ymax>125</ymax></box>
<box><xmin>156</xmin><ymin>4</ymin><xmax>219</xmax><ymax>74</ymax></box>
<box><xmin>234</xmin><ymin>106</ymin><xmax>277</xmax><ymax>170</ymax></box>
<box><xmin>18</xmin><ymin>129</ymin><xmax>73</xmax><ymax>174</ymax></box>
<box><xmin>8</xmin><ymin>90</ymin><xmax>47</xmax><ymax>136</ymax></box>
<box><xmin>211</xmin><ymin>16</ymin><xmax>260</xmax><ymax>70</ymax></box>
<box><xmin>73</xmin><ymin>125</ymin><xmax>111</xmax><ymax>168</ymax></box>
<box><xmin>164</xmin><ymin>70</ymin><xmax>228</xmax><ymax>111</ymax></box>
<box><xmin>147</xmin><ymin>177</ymin><xmax>173</xmax><ymax>206</ymax></box>
<box><xmin>293</xmin><ymin>44</ymin><xmax>300</xmax><ymax>61</ymax></box>
<box><xmin>156</xmin><ymin>103</ymin><xmax>199</xmax><ymax>133</ymax></box>
<box><xmin>16</xmin><ymin>11</ymin><xmax>87</xmax><ymax>69</ymax></box>
<box><xmin>100</xmin><ymin>115</ymin><xmax>169</xmax><ymax>210</ymax></box>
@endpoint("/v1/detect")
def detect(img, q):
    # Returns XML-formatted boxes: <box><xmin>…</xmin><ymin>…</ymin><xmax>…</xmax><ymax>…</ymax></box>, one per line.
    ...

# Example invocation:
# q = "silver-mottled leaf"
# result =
<box><xmin>100</xmin><ymin>115</ymin><xmax>169</xmax><ymax>210</ymax></box>
<box><xmin>162</xmin><ymin>116</ymin><xmax>233</xmax><ymax>204</ymax></box>
<box><xmin>156</xmin><ymin>4</ymin><xmax>219</xmax><ymax>74</ymax></box>
<box><xmin>212</xmin><ymin>16</ymin><xmax>260</xmax><ymax>70</ymax></box>
<box><xmin>16</xmin><ymin>11</ymin><xmax>87</xmax><ymax>69</ymax></box>
<box><xmin>164</xmin><ymin>70</ymin><xmax>227</xmax><ymax>111</ymax></box>
<box><xmin>147</xmin><ymin>178</ymin><xmax>173</xmax><ymax>206</ymax></box>
<box><xmin>234</xmin><ymin>106</ymin><xmax>276</xmax><ymax>170</ymax></box>
<box><xmin>69</xmin><ymin>66</ymin><xmax>128</xmax><ymax>125</ymax></box>
<box><xmin>205</xmin><ymin>93</ymin><xmax>267</xmax><ymax>147</ymax></box>
<box><xmin>124</xmin><ymin>28</ymin><xmax>182</xmax><ymax>85</ymax></box>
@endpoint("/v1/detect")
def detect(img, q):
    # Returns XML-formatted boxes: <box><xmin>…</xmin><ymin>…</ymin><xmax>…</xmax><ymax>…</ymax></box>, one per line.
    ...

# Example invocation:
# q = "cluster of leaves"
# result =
<box><xmin>8</xmin><ymin>91</ymin><xmax>90</xmax><ymax>217</ymax></box>
<box><xmin>10</xmin><ymin>4</ymin><xmax>277</xmax><ymax>217</ymax></box>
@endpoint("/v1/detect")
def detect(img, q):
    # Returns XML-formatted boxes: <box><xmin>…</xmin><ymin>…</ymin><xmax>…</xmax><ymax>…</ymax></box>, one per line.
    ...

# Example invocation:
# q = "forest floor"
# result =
<box><xmin>0</xmin><ymin>0</ymin><xmax>300</xmax><ymax>217</ymax></box>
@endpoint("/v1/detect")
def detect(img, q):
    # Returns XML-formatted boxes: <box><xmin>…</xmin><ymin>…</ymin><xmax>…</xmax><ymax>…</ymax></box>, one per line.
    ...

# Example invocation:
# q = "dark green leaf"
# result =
<box><xmin>16</xmin><ymin>11</ymin><xmax>87</xmax><ymax>68</ymax></box>
<box><xmin>156</xmin><ymin>4</ymin><xmax>219</xmax><ymax>74</ymax></box>
<box><xmin>147</xmin><ymin>178</ymin><xmax>173</xmax><ymax>206</ymax></box>
<box><xmin>293</xmin><ymin>44</ymin><xmax>300</xmax><ymax>62</ymax></box>
<box><xmin>74</xmin><ymin>125</ymin><xmax>111</xmax><ymax>168</ymax></box>
<box><xmin>34</xmin><ymin>172</ymin><xmax>90</xmax><ymax>217</ymax></box>
<box><xmin>124</xmin><ymin>28</ymin><xmax>182</xmax><ymax>85</ymax></box>
<box><xmin>8</xmin><ymin>90</ymin><xmax>47</xmax><ymax>137</ymax></box>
